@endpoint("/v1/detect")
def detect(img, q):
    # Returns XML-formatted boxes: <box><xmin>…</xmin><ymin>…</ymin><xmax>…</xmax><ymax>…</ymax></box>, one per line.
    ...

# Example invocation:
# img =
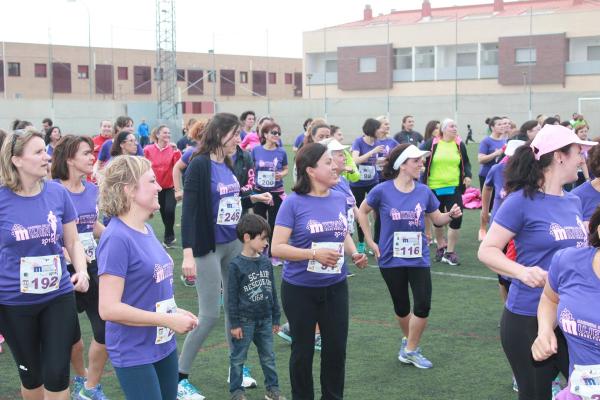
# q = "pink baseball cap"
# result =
<box><xmin>530</xmin><ymin>124</ymin><xmax>596</xmax><ymax>160</ymax></box>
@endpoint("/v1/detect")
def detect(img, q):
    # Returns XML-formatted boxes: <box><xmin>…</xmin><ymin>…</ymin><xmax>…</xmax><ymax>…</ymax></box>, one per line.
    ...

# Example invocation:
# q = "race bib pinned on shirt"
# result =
<box><xmin>393</xmin><ymin>232</ymin><xmax>422</xmax><ymax>258</ymax></box>
<box><xmin>570</xmin><ymin>363</ymin><xmax>600</xmax><ymax>400</ymax></box>
<box><xmin>347</xmin><ymin>209</ymin><xmax>355</xmax><ymax>234</ymax></box>
<box><xmin>155</xmin><ymin>297</ymin><xmax>177</xmax><ymax>345</ymax></box>
<box><xmin>20</xmin><ymin>255</ymin><xmax>61</xmax><ymax>294</ymax></box>
<box><xmin>78</xmin><ymin>232</ymin><xmax>97</xmax><ymax>261</ymax></box>
<box><xmin>217</xmin><ymin>196</ymin><xmax>242</xmax><ymax>226</ymax></box>
<box><xmin>307</xmin><ymin>242</ymin><xmax>344</xmax><ymax>274</ymax></box>
<box><xmin>358</xmin><ymin>165</ymin><xmax>376</xmax><ymax>181</ymax></box>
<box><xmin>257</xmin><ymin>170</ymin><xmax>276</xmax><ymax>188</ymax></box>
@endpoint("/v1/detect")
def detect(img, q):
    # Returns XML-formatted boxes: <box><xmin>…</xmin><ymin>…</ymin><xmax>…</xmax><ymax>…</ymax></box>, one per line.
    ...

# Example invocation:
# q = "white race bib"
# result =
<box><xmin>358</xmin><ymin>165</ymin><xmax>376</xmax><ymax>181</ymax></box>
<box><xmin>570</xmin><ymin>364</ymin><xmax>600</xmax><ymax>400</ymax></box>
<box><xmin>307</xmin><ymin>242</ymin><xmax>344</xmax><ymax>274</ymax></box>
<box><xmin>376</xmin><ymin>157</ymin><xmax>385</xmax><ymax>171</ymax></box>
<box><xmin>78</xmin><ymin>232</ymin><xmax>97</xmax><ymax>261</ymax></box>
<box><xmin>217</xmin><ymin>196</ymin><xmax>242</xmax><ymax>226</ymax></box>
<box><xmin>393</xmin><ymin>232</ymin><xmax>422</xmax><ymax>258</ymax></box>
<box><xmin>347</xmin><ymin>209</ymin><xmax>355</xmax><ymax>234</ymax></box>
<box><xmin>155</xmin><ymin>297</ymin><xmax>177</xmax><ymax>344</ymax></box>
<box><xmin>20</xmin><ymin>255</ymin><xmax>62</xmax><ymax>294</ymax></box>
<box><xmin>257</xmin><ymin>170</ymin><xmax>276</xmax><ymax>188</ymax></box>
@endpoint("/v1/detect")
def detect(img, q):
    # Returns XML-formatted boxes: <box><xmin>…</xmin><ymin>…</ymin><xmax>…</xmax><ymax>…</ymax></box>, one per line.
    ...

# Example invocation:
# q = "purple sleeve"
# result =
<box><xmin>274</xmin><ymin>195</ymin><xmax>295</xmax><ymax>229</ymax></box>
<box><xmin>181</xmin><ymin>148</ymin><xmax>193</xmax><ymax>166</ymax></box>
<box><xmin>484</xmin><ymin>167</ymin><xmax>495</xmax><ymax>187</ymax></box>
<box><xmin>98</xmin><ymin>141</ymin><xmax>111</xmax><ymax>162</ymax></box>
<box><xmin>493</xmin><ymin>193</ymin><xmax>524</xmax><ymax>233</ymax></box>
<box><xmin>294</xmin><ymin>134</ymin><xmax>304</xmax><ymax>148</ymax></box>
<box><xmin>366</xmin><ymin>184</ymin><xmax>381</xmax><ymax>209</ymax></box>
<box><xmin>98</xmin><ymin>235</ymin><xmax>129</xmax><ymax>278</ymax></box>
<box><xmin>62</xmin><ymin>187</ymin><xmax>78</xmax><ymax>224</ymax></box>
<box><xmin>426</xmin><ymin>188</ymin><xmax>440</xmax><ymax>213</ymax></box>
<box><xmin>547</xmin><ymin>249</ymin><xmax>563</xmax><ymax>293</ymax></box>
<box><xmin>351</xmin><ymin>137</ymin><xmax>362</xmax><ymax>153</ymax></box>
<box><xmin>478</xmin><ymin>137</ymin><xmax>489</xmax><ymax>155</ymax></box>
<box><xmin>136</xmin><ymin>144</ymin><xmax>144</xmax><ymax>156</ymax></box>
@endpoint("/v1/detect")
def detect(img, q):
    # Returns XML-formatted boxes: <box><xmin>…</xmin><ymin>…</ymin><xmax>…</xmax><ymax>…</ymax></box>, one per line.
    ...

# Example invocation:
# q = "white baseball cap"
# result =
<box><xmin>393</xmin><ymin>145</ymin><xmax>430</xmax><ymax>170</ymax></box>
<box><xmin>504</xmin><ymin>140</ymin><xmax>526</xmax><ymax>157</ymax></box>
<box><xmin>320</xmin><ymin>138</ymin><xmax>348</xmax><ymax>152</ymax></box>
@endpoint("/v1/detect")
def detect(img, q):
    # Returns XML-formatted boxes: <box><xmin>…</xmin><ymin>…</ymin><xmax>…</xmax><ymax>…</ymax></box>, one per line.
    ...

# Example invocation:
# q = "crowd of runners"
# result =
<box><xmin>0</xmin><ymin>110</ymin><xmax>598</xmax><ymax>400</ymax></box>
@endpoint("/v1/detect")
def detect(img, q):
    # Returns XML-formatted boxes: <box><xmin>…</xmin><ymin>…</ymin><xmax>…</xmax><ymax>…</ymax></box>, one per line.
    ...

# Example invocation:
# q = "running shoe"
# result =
<box><xmin>271</xmin><ymin>257</ymin><xmax>283</xmax><ymax>267</ymax></box>
<box><xmin>512</xmin><ymin>376</ymin><xmax>519</xmax><ymax>393</ymax></box>
<box><xmin>71</xmin><ymin>376</ymin><xmax>86</xmax><ymax>399</ymax></box>
<box><xmin>230</xmin><ymin>390</ymin><xmax>247</xmax><ymax>400</ymax></box>
<box><xmin>277</xmin><ymin>323</ymin><xmax>292</xmax><ymax>344</ymax></box>
<box><xmin>399</xmin><ymin>336</ymin><xmax>407</xmax><ymax>356</ymax></box>
<box><xmin>163</xmin><ymin>238</ymin><xmax>177</xmax><ymax>249</ymax></box>
<box><xmin>75</xmin><ymin>384</ymin><xmax>108</xmax><ymax>400</ymax></box>
<box><xmin>228</xmin><ymin>366</ymin><xmax>258</xmax><ymax>389</ymax></box>
<box><xmin>177</xmin><ymin>379</ymin><xmax>205</xmax><ymax>400</ymax></box>
<box><xmin>180</xmin><ymin>275</ymin><xmax>196</xmax><ymax>287</ymax></box>
<box><xmin>398</xmin><ymin>347</ymin><xmax>433</xmax><ymax>369</ymax></box>
<box><xmin>441</xmin><ymin>251</ymin><xmax>460</xmax><ymax>266</ymax></box>
<box><xmin>347</xmin><ymin>272</ymin><xmax>356</xmax><ymax>278</ymax></box>
<box><xmin>357</xmin><ymin>242</ymin><xmax>366</xmax><ymax>254</ymax></box>
<box><xmin>314</xmin><ymin>334</ymin><xmax>322</xmax><ymax>352</ymax></box>
<box><xmin>434</xmin><ymin>246</ymin><xmax>446</xmax><ymax>262</ymax></box>
<box><xmin>265</xmin><ymin>388</ymin><xmax>287</xmax><ymax>400</ymax></box>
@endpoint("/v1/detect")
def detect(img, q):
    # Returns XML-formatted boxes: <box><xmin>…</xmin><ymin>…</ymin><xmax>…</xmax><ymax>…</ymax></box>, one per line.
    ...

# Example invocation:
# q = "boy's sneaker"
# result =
<box><xmin>71</xmin><ymin>376</ymin><xmax>86</xmax><ymax>399</ymax></box>
<box><xmin>277</xmin><ymin>323</ymin><xmax>292</xmax><ymax>344</ymax></box>
<box><xmin>434</xmin><ymin>246</ymin><xmax>446</xmax><ymax>262</ymax></box>
<box><xmin>314</xmin><ymin>334</ymin><xmax>322</xmax><ymax>352</ymax></box>
<box><xmin>265</xmin><ymin>388</ymin><xmax>287</xmax><ymax>400</ymax></box>
<box><xmin>75</xmin><ymin>384</ymin><xmax>108</xmax><ymax>400</ymax></box>
<box><xmin>441</xmin><ymin>251</ymin><xmax>460</xmax><ymax>266</ymax></box>
<box><xmin>398</xmin><ymin>347</ymin><xmax>433</xmax><ymax>369</ymax></box>
<box><xmin>180</xmin><ymin>275</ymin><xmax>196</xmax><ymax>287</ymax></box>
<box><xmin>177</xmin><ymin>379</ymin><xmax>205</xmax><ymax>400</ymax></box>
<box><xmin>242</xmin><ymin>366</ymin><xmax>257</xmax><ymax>388</ymax></box>
<box><xmin>357</xmin><ymin>242</ymin><xmax>366</xmax><ymax>254</ymax></box>
<box><xmin>231</xmin><ymin>390</ymin><xmax>247</xmax><ymax>400</ymax></box>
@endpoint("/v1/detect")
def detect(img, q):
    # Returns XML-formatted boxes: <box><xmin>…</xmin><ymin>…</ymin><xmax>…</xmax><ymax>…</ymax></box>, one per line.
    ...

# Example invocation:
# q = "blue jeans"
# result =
<box><xmin>114</xmin><ymin>349</ymin><xmax>178</xmax><ymax>400</ymax></box>
<box><xmin>229</xmin><ymin>317</ymin><xmax>279</xmax><ymax>393</ymax></box>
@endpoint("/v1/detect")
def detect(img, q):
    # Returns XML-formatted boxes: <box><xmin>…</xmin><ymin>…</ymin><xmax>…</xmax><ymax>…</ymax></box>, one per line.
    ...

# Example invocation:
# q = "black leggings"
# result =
<box><xmin>253</xmin><ymin>190</ymin><xmax>284</xmax><ymax>257</ymax></box>
<box><xmin>0</xmin><ymin>292</ymin><xmax>78</xmax><ymax>392</ymax></box>
<box><xmin>158</xmin><ymin>187</ymin><xmax>177</xmax><ymax>243</ymax></box>
<box><xmin>68</xmin><ymin>261</ymin><xmax>105</xmax><ymax>344</ymax></box>
<box><xmin>433</xmin><ymin>189</ymin><xmax>463</xmax><ymax>230</ymax></box>
<box><xmin>350</xmin><ymin>183</ymin><xmax>376</xmax><ymax>242</ymax></box>
<box><xmin>380</xmin><ymin>267</ymin><xmax>432</xmax><ymax>318</ymax></box>
<box><xmin>281</xmin><ymin>279</ymin><xmax>348</xmax><ymax>400</ymax></box>
<box><xmin>501</xmin><ymin>308</ymin><xmax>568</xmax><ymax>400</ymax></box>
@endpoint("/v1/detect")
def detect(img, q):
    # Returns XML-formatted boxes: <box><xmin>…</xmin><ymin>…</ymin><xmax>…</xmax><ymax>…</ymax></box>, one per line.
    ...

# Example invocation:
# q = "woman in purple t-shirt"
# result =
<box><xmin>0</xmin><ymin>129</ymin><xmax>89</xmax><ymax>399</ymax></box>
<box><xmin>272</xmin><ymin>143</ymin><xmax>368</xmax><ymax>400</ymax></box>
<box><xmin>479</xmin><ymin>124</ymin><xmax>597</xmax><ymax>400</ymax></box>
<box><xmin>477</xmin><ymin>117</ymin><xmax>507</xmax><ymax>191</ymax></box>
<box><xmin>358</xmin><ymin>144</ymin><xmax>461</xmax><ymax>369</ymax></box>
<box><xmin>572</xmin><ymin>141</ymin><xmax>600</xmax><ymax>225</ymax></box>
<box><xmin>532</xmin><ymin>207</ymin><xmax>600</xmax><ymax>399</ymax></box>
<box><xmin>52</xmin><ymin>135</ymin><xmax>109</xmax><ymax>399</ymax></box>
<box><xmin>97</xmin><ymin>155</ymin><xmax>198</xmax><ymax>399</ymax></box>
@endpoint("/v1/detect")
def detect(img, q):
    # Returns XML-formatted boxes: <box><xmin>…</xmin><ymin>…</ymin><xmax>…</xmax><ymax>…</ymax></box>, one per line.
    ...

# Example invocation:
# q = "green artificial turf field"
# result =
<box><xmin>0</xmin><ymin>143</ymin><xmax>522</xmax><ymax>400</ymax></box>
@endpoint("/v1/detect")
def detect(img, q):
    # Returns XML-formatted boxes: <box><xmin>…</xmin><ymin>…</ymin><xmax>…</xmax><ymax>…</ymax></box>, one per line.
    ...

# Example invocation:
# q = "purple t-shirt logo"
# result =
<box><xmin>390</xmin><ymin>203</ymin><xmax>423</xmax><ymax>228</ymax></box>
<box><xmin>153</xmin><ymin>261</ymin><xmax>174</xmax><ymax>284</ymax></box>
<box><xmin>11</xmin><ymin>210</ymin><xmax>60</xmax><ymax>246</ymax></box>
<box><xmin>306</xmin><ymin>213</ymin><xmax>348</xmax><ymax>238</ymax></box>
<box><xmin>548</xmin><ymin>216</ymin><xmax>587</xmax><ymax>246</ymax></box>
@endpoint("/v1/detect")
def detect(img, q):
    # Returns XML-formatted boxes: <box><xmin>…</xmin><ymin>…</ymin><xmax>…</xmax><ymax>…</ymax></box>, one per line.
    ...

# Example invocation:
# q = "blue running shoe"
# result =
<box><xmin>75</xmin><ymin>384</ymin><xmax>109</xmax><ymax>400</ymax></box>
<box><xmin>71</xmin><ymin>376</ymin><xmax>86</xmax><ymax>399</ymax></box>
<box><xmin>398</xmin><ymin>347</ymin><xmax>433</xmax><ymax>369</ymax></box>
<box><xmin>177</xmin><ymin>379</ymin><xmax>205</xmax><ymax>400</ymax></box>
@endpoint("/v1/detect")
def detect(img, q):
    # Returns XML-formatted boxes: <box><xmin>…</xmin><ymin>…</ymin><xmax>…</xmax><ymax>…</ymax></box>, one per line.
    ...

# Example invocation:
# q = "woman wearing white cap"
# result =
<box><xmin>479</xmin><ymin>124</ymin><xmax>596</xmax><ymax>399</ymax></box>
<box><xmin>421</xmin><ymin>119</ymin><xmax>472</xmax><ymax>266</ymax></box>
<box><xmin>357</xmin><ymin>143</ymin><xmax>461</xmax><ymax>369</ymax></box>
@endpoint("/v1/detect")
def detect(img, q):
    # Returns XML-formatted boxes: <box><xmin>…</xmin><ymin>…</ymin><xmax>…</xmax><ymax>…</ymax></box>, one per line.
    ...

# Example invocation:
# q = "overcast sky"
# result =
<box><xmin>2</xmin><ymin>0</ymin><xmax>498</xmax><ymax>58</ymax></box>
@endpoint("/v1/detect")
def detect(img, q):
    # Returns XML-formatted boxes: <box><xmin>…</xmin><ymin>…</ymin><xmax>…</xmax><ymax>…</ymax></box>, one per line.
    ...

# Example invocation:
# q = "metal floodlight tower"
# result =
<box><xmin>156</xmin><ymin>0</ymin><xmax>177</xmax><ymax>125</ymax></box>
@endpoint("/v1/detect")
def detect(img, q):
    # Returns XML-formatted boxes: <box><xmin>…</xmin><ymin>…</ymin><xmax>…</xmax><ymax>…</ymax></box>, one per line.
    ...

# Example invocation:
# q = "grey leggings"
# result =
<box><xmin>178</xmin><ymin>240</ymin><xmax>242</xmax><ymax>374</ymax></box>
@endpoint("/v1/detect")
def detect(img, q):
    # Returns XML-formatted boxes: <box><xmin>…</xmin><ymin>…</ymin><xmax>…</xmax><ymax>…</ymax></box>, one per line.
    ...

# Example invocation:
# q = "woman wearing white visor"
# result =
<box><xmin>357</xmin><ymin>144</ymin><xmax>461</xmax><ymax>369</ymax></box>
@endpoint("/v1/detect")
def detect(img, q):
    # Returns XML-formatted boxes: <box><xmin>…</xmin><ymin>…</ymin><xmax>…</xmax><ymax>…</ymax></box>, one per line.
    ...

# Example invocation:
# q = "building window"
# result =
<box><xmin>192</xmin><ymin>102</ymin><xmax>202</xmax><ymax>114</ymax></box>
<box><xmin>177</xmin><ymin>69</ymin><xmax>185</xmax><ymax>81</ymax></box>
<box><xmin>481</xmin><ymin>43</ymin><xmax>499</xmax><ymax>66</ymax></box>
<box><xmin>415</xmin><ymin>47</ymin><xmax>435</xmax><ymax>69</ymax></box>
<box><xmin>284</xmin><ymin>73</ymin><xmax>292</xmax><ymax>84</ymax></box>
<box><xmin>515</xmin><ymin>48</ymin><xmax>536</xmax><ymax>64</ymax></box>
<box><xmin>588</xmin><ymin>45</ymin><xmax>600</xmax><ymax>61</ymax></box>
<box><xmin>207</xmin><ymin>70</ymin><xmax>216</xmax><ymax>83</ymax></box>
<box><xmin>118</xmin><ymin>66</ymin><xmax>128</xmax><ymax>80</ymax></box>
<box><xmin>393</xmin><ymin>48</ymin><xmax>412</xmax><ymax>70</ymax></box>
<box><xmin>77</xmin><ymin>65</ymin><xmax>89</xmax><ymax>79</ymax></box>
<box><xmin>457</xmin><ymin>52</ymin><xmax>477</xmax><ymax>67</ymax></box>
<box><xmin>359</xmin><ymin>57</ymin><xmax>376</xmax><ymax>73</ymax></box>
<box><xmin>268</xmin><ymin>72</ymin><xmax>276</xmax><ymax>84</ymax></box>
<box><xmin>325</xmin><ymin>59</ymin><xmax>337</xmax><ymax>73</ymax></box>
<box><xmin>8</xmin><ymin>62</ymin><xmax>20</xmax><ymax>77</ymax></box>
<box><xmin>34</xmin><ymin>63</ymin><xmax>47</xmax><ymax>78</ymax></box>
<box><xmin>240</xmin><ymin>71</ymin><xmax>248</xmax><ymax>83</ymax></box>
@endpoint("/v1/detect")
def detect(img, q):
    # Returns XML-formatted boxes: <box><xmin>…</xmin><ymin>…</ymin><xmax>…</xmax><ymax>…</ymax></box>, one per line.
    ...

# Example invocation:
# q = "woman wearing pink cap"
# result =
<box><xmin>479</xmin><ymin>124</ymin><xmax>596</xmax><ymax>400</ymax></box>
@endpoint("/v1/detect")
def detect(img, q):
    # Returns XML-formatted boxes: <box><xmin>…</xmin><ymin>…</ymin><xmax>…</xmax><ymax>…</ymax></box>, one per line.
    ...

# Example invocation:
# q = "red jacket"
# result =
<box><xmin>144</xmin><ymin>143</ymin><xmax>181</xmax><ymax>189</ymax></box>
